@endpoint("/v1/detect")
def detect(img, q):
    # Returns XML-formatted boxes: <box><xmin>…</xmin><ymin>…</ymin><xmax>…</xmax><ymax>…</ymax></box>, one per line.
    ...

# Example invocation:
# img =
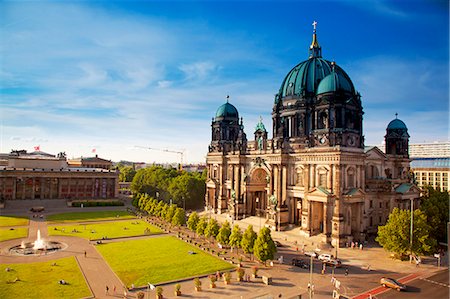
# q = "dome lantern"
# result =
<box><xmin>309</xmin><ymin>20</ymin><xmax>322</xmax><ymax>58</ymax></box>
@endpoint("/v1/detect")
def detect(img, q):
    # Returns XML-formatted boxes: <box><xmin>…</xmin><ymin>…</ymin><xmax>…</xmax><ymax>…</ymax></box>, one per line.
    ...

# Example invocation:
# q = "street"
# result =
<box><xmin>376</xmin><ymin>269</ymin><xmax>449</xmax><ymax>299</ymax></box>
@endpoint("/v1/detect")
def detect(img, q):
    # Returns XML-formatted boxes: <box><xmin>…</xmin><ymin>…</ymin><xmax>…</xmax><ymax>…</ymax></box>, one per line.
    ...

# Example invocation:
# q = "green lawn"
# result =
<box><xmin>97</xmin><ymin>236</ymin><xmax>234</xmax><ymax>286</ymax></box>
<box><xmin>0</xmin><ymin>227</ymin><xmax>28</xmax><ymax>242</ymax></box>
<box><xmin>48</xmin><ymin>220</ymin><xmax>162</xmax><ymax>240</ymax></box>
<box><xmin>0</xmin><ymin>216</ymin><xmax>29</xmax><ymax>227</ymax></box>
<box><xmin>46</xmin><ymin>210</ymin><xmax>135</xmax><ymax>223</ymax></box>
<box><xmin>0</xmin><ymin>257</ymin><xmax>92</xmax><ymax>299</ymax></box>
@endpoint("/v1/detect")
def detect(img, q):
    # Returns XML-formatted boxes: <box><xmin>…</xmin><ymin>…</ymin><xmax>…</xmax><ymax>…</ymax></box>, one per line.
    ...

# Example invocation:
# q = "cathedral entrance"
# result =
<box><xmin>310</xmin><ymin>201</ymin><xmax>324</xmax><ymax>235</ymax></box>
<box><xmin>246</xmin><ymin>168</ymin><xmax>269</xmax><ymax>217</ymax></box>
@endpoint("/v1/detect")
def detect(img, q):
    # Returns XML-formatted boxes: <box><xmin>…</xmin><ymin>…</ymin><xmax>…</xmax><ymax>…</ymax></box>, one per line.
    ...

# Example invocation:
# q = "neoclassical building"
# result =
<box><xmin>205</xmin><ymin>24</ymin><xmax>420</xmax><ymax>247</ymax></box>
<box><xmin>0</xmin><ymin>150</ymin><xmax>118</xmax><ymax>201</ymax></box>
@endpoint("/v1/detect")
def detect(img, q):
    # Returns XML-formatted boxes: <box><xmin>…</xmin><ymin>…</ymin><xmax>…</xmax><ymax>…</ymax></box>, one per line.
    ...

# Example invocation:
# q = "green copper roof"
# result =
<box><xmin>317</xmin><ymin>69</ymin><xmax>355</xmax><ymax>95</ymax></box>
<box><xmin>387</xmin><ymin>118</ymin><xmax>408</xmax><ymax>130</ymax></box>
<box><xmin>255</xmin><ymin>117</ymin><xmax>267</xmax><ymax>132</ymax></box>
<box><xmin>215</xmin><ymin>102</ymin><xmax>238</xmax><ymax>119</ymax></box>
<box><xmin>395</xmin><ymin>183</ymin><xmax>413</xmax><ymax>194</ymax></box>
<box><xmin>276</xmin><ymin>58</ymin><xmax>355</xmax><ymax>101</ymax></box>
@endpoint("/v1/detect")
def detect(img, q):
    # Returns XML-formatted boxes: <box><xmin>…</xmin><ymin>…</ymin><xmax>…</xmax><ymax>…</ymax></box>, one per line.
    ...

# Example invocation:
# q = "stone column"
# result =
<box><xmin>323</xmin><ymin>203</ymin><xmax>328</xmax><ymax>235</ymax></box>
<box><xmin>31</xmin><ymin>178</ymin><xmax>35</xmax><ymax>199</ymax></box>
<box><xmin>12</xmin><ymin>178</ymin><xmax>17</xmax><ymax>200</ymax></box>
<box><xmin>282</xmin><ymin>165</ymin><xmax>287</xmax><ymax>205</ymax></box>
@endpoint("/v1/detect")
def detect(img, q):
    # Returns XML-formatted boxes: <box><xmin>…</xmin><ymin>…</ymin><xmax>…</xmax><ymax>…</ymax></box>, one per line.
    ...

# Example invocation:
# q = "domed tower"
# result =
<box><xmin>209</xmin><ymin>96</ymin><xmax>247</xmax><ymax>154</ymax></box>
<box><xmin>272</xmin><ymin>22</ymin><xmax>363</xmax><ymax>149</ymax></box>
<box><xmin>254</xmin><ymin>116</ymin><xmax>268</xmax><ymax>151</ymax></box>
<box><xmin>385</xmin><ymin>114</ymin><xmax>409</xmax><ymax>157</ymax></box>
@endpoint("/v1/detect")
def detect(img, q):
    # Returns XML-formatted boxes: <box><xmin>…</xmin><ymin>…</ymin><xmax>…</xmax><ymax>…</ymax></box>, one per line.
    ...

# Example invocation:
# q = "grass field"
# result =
<box><xmin>97</xmin><ymin>236</ymin><xmax>234</xmax><ymax>286</ymax></box>
<box><xmin>0</xmin><ymin>227</ymin><xmax>28</xmax><ymax>242</ymax></box>
<box><xmin>0</xmin><ymin>257</ymin><xmax>92</xmax><ymax>299</ymax></box>
<box><xmin>0</xmin><ymin>216</ymin><xmax>29</xmax><ymax>227</ymax></box>
<box><xmin>48</xmin><ymin>219</ymin><xmax>162</xmax><ymax>240</ymax></box>
<box><xmin>46</xmin><ymin>210</ymin><xmax>135</xmax><ymax>223</ymax></box>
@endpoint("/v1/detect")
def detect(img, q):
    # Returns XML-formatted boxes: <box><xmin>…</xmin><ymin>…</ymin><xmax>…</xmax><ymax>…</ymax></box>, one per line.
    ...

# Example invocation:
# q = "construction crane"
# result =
<box><xmin>135</xmin><ymin>146</ymin><xmax>185</xmax><ymax>171</ymax></box>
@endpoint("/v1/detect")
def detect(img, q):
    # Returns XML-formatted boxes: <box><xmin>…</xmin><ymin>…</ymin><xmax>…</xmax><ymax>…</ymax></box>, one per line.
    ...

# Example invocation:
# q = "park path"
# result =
<box><xmin>76</xmin><ymin>246</ymin><xmax>125</xmax><ymax>299</ymax></box>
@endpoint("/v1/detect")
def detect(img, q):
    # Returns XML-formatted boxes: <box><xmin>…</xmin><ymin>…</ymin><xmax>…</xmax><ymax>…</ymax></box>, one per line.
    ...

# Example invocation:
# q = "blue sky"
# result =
<box><xmin>1</xmin><ymin>0</ymin><xmax>448</xmax><ymax>163</ymax></box>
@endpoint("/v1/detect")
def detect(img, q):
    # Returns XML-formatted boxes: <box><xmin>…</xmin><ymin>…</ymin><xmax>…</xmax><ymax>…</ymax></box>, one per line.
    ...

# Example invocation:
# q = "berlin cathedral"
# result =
<box><xmin>205</xmin><ymin>23</ymin><xmax>420</xmax><ymax>247</ymax></box>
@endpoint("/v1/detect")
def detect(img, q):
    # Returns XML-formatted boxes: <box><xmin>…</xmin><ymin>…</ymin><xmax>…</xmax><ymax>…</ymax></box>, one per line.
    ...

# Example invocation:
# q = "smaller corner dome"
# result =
<box><xmin>387</xmin><ymin>118</ymin><xmax>408</xmax><ymax>130</ymax></box>
<box><xmin>215</xmin><ymin>102</ymin><xmax>239</xmax><ymax>119</ymax></box>
<box><xmin>317</xmin><ymin>69</ymin><xmax>355</xmax><ymax>95</ymax></box>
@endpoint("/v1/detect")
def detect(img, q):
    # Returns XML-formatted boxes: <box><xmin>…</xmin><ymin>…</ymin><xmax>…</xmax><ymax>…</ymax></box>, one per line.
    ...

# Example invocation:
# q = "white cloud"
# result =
<box><xmin>179</xmin><ymin>61</ymin><xmax>219</xmax><ymax>81</ymax></box>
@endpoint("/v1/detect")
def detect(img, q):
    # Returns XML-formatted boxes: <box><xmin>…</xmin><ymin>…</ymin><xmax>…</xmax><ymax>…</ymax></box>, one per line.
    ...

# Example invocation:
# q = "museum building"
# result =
<box><xmin>0</xmin><ymin>150</ymin><xmax>118</xmax><ymax>200</ymax></box>
<box><xmin>205</xmin><ymin>24</ymin><xmax>420</xmax><ymax>247</ymax></box>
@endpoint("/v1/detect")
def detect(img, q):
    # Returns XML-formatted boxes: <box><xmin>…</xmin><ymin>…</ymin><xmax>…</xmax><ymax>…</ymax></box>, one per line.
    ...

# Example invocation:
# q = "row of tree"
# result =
<box><xmin>376</xmin><ymin>187</ymin><xmax>448</xmax><ymax>257</ymax></box>
<box><xmin>135</xmin><ymin>193</ymin><xmax>277</xmax><ymax>264</ymax></box>
<box><xmin>137</xmin><ymin>193</ymin><xmax>186</xmax><ymax>226</ymax></box>
<box><xmin>131</xmin><ymin>166</ymin><xmax>206</xmax><ymax>209</ymax></box>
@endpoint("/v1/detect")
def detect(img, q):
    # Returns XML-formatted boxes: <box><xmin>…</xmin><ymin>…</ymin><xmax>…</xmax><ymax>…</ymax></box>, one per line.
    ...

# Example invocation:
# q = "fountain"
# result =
<box><xmin>9</xmin><ymin>229</ymin><xmax>67</xmax><ymax>256</ymax></box>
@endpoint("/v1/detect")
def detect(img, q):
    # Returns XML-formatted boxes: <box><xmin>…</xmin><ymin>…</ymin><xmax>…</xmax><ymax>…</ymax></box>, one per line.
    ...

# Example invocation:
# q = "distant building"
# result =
<box><xmin>406</xmin><ymin>142</ymin><xmax>450</xmax><ymax>192</ymax></box>
<box><xmin>0</xmin><ymin>150</ymin><xmax>118</xmax><ymax>200</ymax></box>
<box><xmin>205</xmin><ymin>24</ymin><xmax>419</xmax><ymax>247</ymax></box>
<box><xmin>68</xmin><ymin>155</ymin><xmax>112</xmax><ymax>170</ymax></box>
<box><xmin>183</xmin><ymin>164</ymin><xmax>207</xmax><ymax>173</ymax></box>
<box><xmin>409</xmin><ymin>142</ymin><xmax>450</xmax><ymax>158</ymax></box>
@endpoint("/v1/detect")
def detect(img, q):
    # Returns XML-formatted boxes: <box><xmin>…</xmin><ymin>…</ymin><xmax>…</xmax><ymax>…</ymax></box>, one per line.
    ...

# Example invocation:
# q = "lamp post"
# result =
<box><xmin>410</xmin><ymin>198</ymin><xmax>414</xmax><ymax>263</ymax></box>
<box><xmin>309</xmin><ymin>254</ymin><xmax>314</xmax><ymax>299</ymax></box>
<box><xmin>256</xmin><ymin>197</ymin><xmax>261</xmax><ymax>232</ymax></box>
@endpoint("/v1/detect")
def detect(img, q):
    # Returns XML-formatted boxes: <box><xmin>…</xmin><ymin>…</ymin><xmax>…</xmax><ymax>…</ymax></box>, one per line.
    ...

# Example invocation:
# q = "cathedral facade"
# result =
<box><xmin>205</xmin><ymin>25</ymin><xmax>420</xmax><ymax>247</ymax></box>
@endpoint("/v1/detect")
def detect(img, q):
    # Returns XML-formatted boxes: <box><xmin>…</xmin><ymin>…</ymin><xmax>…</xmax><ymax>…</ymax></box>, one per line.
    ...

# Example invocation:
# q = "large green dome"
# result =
<box><xmin>277</xmin><ymin>58</ymin><xmax>355</xmax><ymax>99</ymax></box>
<box><xmin>215</xmin><ymin>102</ymin><xmax>238</xmax><ymax>119</ymax></box>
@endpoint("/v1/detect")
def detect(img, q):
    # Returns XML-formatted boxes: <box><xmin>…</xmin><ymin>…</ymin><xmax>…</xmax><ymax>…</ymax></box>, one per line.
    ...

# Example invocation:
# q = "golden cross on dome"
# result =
<box><xmin>395</xmin><ymin>112</ymin><xmax>398</xmax><ymax>119</ymax></box>
<box><xmin>226</xmin><ymin>95</ymin><xmax>230</xmax><ymax>103</ymax></box>
<box><xmin>312</xmin><ymin>20</ymin><xmax>317</xmax><ymax>32</ymax></box>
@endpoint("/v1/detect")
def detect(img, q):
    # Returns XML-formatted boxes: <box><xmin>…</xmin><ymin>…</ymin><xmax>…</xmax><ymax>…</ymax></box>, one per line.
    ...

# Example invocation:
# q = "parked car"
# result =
<box><xmin>323</xmin><ymin>258</ymin><xmax>342</xmax><ymax>268</ymax></box>
<box><xmin>30</xmin><ymin>206</ymin><xmax>45</xmax><ymax>212</ymax></box>
<box><xmin>291</xmin><ymin>258</ymin><xmax>309</xmax><ymax>269</ymax></box>
<box><xmin>305</xmin><ymin>251</ymin><xmax>318</xmax><ymax>258</ymax></box>
<box><xmin>318</xmin><ymin>253</ymin><xmax>333</xmax><ymax>262</ymax></box>
<box><xmin>380</xmin><ymin>277</ymin><xmax>406</xmax><ymax>291</ymax></box>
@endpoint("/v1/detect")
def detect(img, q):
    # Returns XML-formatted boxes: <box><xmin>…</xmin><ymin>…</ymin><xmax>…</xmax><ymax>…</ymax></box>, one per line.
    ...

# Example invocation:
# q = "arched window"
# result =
<box><xmin>347</xmin><ymin>167</ymin><xmax>355</xmax><ymax>188</ymax></box>
<box><xmin>317</xmin><ymin>167</ymin><xmax>329</xmax><ymax>188</ymax></box>
<box><xmin>296</xmin><ymin>167</ymin><xmax>304</xmax><ymax>186</ymax></box>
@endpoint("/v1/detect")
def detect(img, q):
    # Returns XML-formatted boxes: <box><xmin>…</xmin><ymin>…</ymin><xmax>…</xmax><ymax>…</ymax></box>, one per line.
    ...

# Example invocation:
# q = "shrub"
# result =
<box><xmin>194</xmin><ymin>277</ymin><xmax>202</xmax><ymax>288</ymax></box>
<box><xmin>155</xmin><ymin>286</ymin><xmax>163</xmax><ymax>295</ymax></box>
<box><xmin>175</xmin><ymin>283</ymin><xmax>181</xmax><ymax>292</ymax></box>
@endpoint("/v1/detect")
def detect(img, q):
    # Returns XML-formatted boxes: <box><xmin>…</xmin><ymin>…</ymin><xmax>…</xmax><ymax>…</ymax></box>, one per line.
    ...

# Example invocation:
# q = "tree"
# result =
<box><xmin>216</xmin><ymin>221</ymin><xmax>231</xmax><ymax>245</ymax></box>
<box><xmin>165</xmin><ymin>205</ymin><xmax>177</xmax><ymax>223</ymax></box>
<box><xmin>196</xmin><ymin>216</ymin><xmax>208</xmax><ymax>236</ymax></box>
<box><xmin>119</xmin><ymin>165</ymin><xmax>136</xmax><ymax>182</ymax></box>
<box><xmin>172</xmin><ymin>208</ymin><xmax>186</xmax><ymax>226</ymax></box>
<box><xmin>229</xmin><ymin>224</ymin><xmax>243</xmax><ymax>252</ymax></box>
<box><xmin>420</xmin><ymin>187</ymin><xmax>449</xmax><ymax>245</ymax></box>
<box><xmin>168</xmin><ymin>172</ymin><xmax>206</xmax><ymax>209</ymax></box>
<box><xmin>187</xmin><ymin>212</ymin><xmax>200</xmax><ymax>232</ymax></box>
<box><xmin>376</xmin><ymin>208</ymin><xmax>437</xmax><ymax>257</ymax></box>
<box><xmin>241</xmin><ymin>225</ymin><xmax>257</xmax><ymax>255</ymax></box>
<box><xmin>253</xmin><ymin>227</ymin><xmax>277</xmax><ymax>264</ymax></box>
<box><xmin>205</xmin><ymin>219</ymin><xmax>219</xmax><ymax>239</ymax></box>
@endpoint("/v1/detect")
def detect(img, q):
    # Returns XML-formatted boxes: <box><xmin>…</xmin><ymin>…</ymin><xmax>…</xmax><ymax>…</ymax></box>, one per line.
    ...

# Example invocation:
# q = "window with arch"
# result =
<box><xmin>296</xmin><ymin>167</ymin><xmax>304</xmax><ymax>186</ymax></box>
<box><xmin>347</xmin><ymin>167</ymin><xmax>355</xmax><ymax>188</ymax></box>
<box><xmin>213</xmin><ymin>166</ymin><xmax>218</xmax><ymax>179</ymax></box>
<box><xmin>317</xmin><ymin>167</ymin><xmax>328</xmax><ymax>188</ymax></box>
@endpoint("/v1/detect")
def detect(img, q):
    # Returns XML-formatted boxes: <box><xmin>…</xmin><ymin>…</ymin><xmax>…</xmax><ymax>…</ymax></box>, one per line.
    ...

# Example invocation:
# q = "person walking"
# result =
<box><xmin>345</xmin><ymin>268</ymin><xmax>349</xmax><ymax>276</ymax></box>
<box><xmin>105</xmin><ymin>285</ymin><xmax>109</xmax><ymax>295</ymax></box>
<box><xmin>84</xmin><ymin>250</ymin><xmax>87</xmax><ymax>258</ymax></box>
